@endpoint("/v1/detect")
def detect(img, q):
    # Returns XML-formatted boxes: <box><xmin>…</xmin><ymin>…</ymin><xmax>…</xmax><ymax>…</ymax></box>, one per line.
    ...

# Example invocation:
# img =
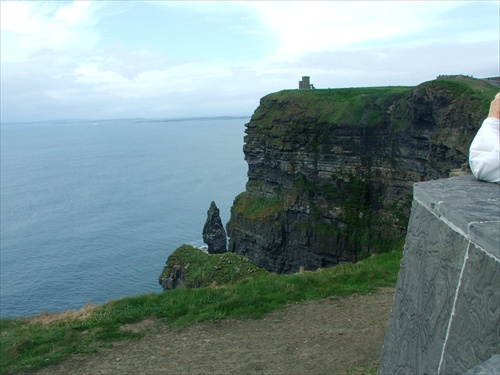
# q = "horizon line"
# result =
<box><xmin>0</xmin><ymin>115</ymin><xmax>252</xmax><ymax>125</ymax></box>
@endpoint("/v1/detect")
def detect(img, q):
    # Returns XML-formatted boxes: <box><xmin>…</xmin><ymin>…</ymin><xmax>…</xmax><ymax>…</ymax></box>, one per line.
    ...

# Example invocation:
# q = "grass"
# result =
<box><xmin>434</xmin><ymin>75</ymin><xmax>498</xmax><ymax>101</ymax></box>
<box><xmin>0</xmin><ymin>249</ymin><xmax>403</xmax><ymax>374</ymax></box>
<box><xmin>253</xmin><ymin>76</ymin><xmax>498</xmax><ymax>134</ymax></box>
<box><xmin>258</xmin><ymin>86</ymin><xmax>413</xmax><ymax>128</ymax></box>
<box><xmin>159</xmin><ymin>244</ymin><xmax>269</xmax><ymax>288</ymax></box>
<box><xmin>232</xmin><ymin>192</ymin><xmax>284</xmax><ymax>220</ymax></box>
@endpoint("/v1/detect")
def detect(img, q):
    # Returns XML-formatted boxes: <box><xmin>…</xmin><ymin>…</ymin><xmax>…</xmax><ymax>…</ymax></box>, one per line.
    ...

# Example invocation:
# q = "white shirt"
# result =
<box><xmin>469</xmin><ymin>117</ymin><xmax>500</xmax><ymax>183</ymax></box>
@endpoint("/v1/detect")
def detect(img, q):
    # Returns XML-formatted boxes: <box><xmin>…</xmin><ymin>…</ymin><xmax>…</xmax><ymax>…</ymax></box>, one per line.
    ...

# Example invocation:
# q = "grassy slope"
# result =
<box><xmin>433</xmin><ymin>75</ymin><xmax>498</xmax><ymax>101</ymax></box>
<box><xmin>256</xmin><ymin>76</ymin><xmax>497</xmax><ymax>127</ymax></box>
<box><xmin>159</xmin><ymin>245</ymin><xmax>269</xmax><ymax>288</ymax></box>
<box><xmin>1</xmin><ymin>249</ymin><xmax>402</xmax><ymax>374</ymax></box>
<box><xmin>254</xmin><ymin>85</ymin><xmax>413</xmax><ymax>127</ymax></box>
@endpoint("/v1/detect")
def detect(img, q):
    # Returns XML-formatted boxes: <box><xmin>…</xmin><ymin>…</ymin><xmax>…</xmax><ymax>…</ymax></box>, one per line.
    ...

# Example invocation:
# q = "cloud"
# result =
<box><xmin>0</xmin><ymin>1</ymin><xmax>102</xmax><ymax>62</ymax></box>
<box><xmin>244</xmin><ymin>1</ymin><xmax>497</xmax><ymax>59</ymax></box>
<box><xmin>72</xmin><ymin>58</ymin><xmax>233</xmax><ymax>98</ymax></box>
<box><xmin>0</xmin><ymin>1</ymin><xmax>498</xmax><ymax>122</ymax></box>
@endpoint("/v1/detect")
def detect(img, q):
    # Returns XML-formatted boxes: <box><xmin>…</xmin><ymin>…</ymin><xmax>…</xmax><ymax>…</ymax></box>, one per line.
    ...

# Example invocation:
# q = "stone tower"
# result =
<box><xmin>298</xmin><ymin>76</ymin><xmax>312</xmax><ymax>89</ymax></box>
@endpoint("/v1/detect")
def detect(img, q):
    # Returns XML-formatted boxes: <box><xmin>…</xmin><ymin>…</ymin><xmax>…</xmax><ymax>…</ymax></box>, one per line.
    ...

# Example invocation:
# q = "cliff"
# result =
<box><xmin>227</xmin><ymin>76</ymin><xmax>498</xmax><ymax>273</ymax></box>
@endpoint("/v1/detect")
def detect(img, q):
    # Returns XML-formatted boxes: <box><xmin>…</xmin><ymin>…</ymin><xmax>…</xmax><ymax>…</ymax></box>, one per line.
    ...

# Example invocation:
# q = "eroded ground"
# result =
<box><xmin>29</xmin><ymin>288</ymin><xmax>395</xmax><ymax>375</ymax></box>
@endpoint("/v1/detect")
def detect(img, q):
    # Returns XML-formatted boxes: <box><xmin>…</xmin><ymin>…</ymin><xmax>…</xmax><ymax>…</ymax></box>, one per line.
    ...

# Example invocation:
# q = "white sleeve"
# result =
<box><xmin>469</xmin><ymin>117</ymin><xmax>500</xmax><ymax>183</ymax></box>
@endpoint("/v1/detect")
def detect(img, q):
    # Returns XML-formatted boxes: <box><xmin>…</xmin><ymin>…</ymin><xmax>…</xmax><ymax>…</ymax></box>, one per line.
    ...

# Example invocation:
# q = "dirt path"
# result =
<box><xmin>31</xmin><ymin>288</ymin><xmax>395</xmax><ymax>375</ymax></box>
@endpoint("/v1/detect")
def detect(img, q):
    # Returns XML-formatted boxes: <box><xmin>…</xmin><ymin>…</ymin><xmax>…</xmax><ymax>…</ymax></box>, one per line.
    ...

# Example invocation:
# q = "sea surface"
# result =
<box><xmin>0</xmin><ymin>117</ymin><xmax>249</xmax><ymax>318</ymax></box>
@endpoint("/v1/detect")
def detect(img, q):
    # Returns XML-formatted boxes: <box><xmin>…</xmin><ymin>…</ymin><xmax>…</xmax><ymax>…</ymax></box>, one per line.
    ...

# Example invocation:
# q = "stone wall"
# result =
<box><xmin>379</xmin><ymin>176</ymin><xmax>499</xmax><ymax>374</ymax></box>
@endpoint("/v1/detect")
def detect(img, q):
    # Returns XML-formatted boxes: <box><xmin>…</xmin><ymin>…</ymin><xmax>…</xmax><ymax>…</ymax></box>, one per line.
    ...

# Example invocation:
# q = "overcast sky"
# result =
<box><xmin>1</xmin><ymin>1</ymin><xmax>499</xmax><ymax>122</ymax></box>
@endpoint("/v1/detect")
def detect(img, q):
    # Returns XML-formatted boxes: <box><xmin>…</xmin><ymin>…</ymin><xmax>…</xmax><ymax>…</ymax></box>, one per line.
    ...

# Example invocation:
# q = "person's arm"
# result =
<box><xmin>469</xmin><ymin>93</ymin><xmax>500</xmax><ymax>183</ymax></box>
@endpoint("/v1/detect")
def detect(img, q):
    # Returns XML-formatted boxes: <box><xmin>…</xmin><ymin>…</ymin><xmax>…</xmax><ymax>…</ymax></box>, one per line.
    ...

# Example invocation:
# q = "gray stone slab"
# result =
<box><xmin>414</xmin><ymin>175</ymin><xmax>500</xmax><ymax>251</ymax></box>
<box><xmin>379</xmin><ymin>177</ymin><xmax>500</xmax><ymax>375</ymax></box>
<box><xmin>470</xmin><ymin>221</ymin><xmax>500</xmax><ymax>259</ymax></box>
<box><xmin>463</xmin><ymin>354</ymin><xmax>500</xmax><ymax>375</ymax></box>
<box><xmin>378</xmin><ymin>200</ymin><xmax>470</xmax><ymax>375</ymax></box>
<box><xmin>440</xmin><ymin>244</ymin><xmax>500</xmax><ymax>374</ymax></box>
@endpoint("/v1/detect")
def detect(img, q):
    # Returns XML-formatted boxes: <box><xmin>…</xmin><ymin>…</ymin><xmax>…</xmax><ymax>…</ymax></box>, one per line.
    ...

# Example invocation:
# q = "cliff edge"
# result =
<box><xmin>227</xmin><ymin>76</ymin><xmax>497</xmax><ymax>273</ymax></box>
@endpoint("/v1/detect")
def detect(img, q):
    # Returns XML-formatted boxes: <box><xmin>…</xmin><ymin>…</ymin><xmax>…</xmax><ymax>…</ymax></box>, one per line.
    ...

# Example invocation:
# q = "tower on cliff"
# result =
<box><xmin>298</xmin><ymin>76</ymin><xmax>314</xmax><ymax>89</ymax></box>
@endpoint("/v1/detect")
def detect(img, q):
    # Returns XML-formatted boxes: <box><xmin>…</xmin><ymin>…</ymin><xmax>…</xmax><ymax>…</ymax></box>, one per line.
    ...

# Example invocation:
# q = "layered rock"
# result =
<box><xmin>227</xmin><ymin>76</ymin><xmax>497</xmax><ymax>273</ymax></box>
<box><xmin>202</xmin><ymin>201</ymin><xmax>227</xmax><ymax>254</ymax></box>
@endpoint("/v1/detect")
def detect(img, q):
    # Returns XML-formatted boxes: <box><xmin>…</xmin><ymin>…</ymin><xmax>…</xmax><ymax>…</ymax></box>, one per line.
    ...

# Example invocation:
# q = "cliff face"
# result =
<box><xmin>226</xmin><ymin>76</ymin><xmax>497</xmax><ymax>273</ymax></box>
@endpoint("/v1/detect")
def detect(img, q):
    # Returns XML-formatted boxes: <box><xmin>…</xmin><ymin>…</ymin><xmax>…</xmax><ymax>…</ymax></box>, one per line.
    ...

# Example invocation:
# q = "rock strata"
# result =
<box><xmin>202</xmin><ymin>201</ymin><xmax>227</xmax><ymax>254</ymax></box>
<box><xmin>226</xmin><ymin>76</ymin><xmax>498</xmax><ymax>273</ymax></box>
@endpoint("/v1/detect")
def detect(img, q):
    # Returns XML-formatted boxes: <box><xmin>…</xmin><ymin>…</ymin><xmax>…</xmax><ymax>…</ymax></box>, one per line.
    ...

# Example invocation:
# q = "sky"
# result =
<box><xmin>1</xmin><ymin>1</ymin><xmax>499</xmax><ymax>123</ymax></box>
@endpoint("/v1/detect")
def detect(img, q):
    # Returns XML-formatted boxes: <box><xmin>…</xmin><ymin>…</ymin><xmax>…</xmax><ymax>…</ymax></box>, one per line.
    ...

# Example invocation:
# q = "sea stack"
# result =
<box><xmin>202</xmin><ymin>201</ymin><xmax>227</xmax><ymax>254</ymax></box>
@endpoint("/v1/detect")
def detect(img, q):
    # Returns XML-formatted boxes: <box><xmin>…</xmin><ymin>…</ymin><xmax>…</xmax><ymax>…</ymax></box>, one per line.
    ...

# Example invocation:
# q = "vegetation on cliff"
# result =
<box><xmin>250</xmin><ymin>76</ymin><xmax>494</xmax><ymax>133</ymax></box>
<box><xmin>1</xmin><ymin>250</ymin><xmax>402</xmax><ymax>374</ymax></box>
<box><xmin>251</xmin><ymin>85</ymin><xmax>412</xmax><ymax>129</ymax></box>
<box><xmin>231</xmin><ymin>192</ymin><xmax>284</xmax><ymax>220</ymax></box>
<box><xmin>158</xmin><ymin>245</ymin><xmax>268</xmax><ymax>289</ymax></box>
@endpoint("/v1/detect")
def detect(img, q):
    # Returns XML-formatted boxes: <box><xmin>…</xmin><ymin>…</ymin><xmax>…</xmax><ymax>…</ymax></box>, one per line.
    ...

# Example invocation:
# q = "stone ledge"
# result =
<box><xmin>463</xmin><ymin>354</ymin><xmax>500</xmax><ymax>375</ymax></box>
<box><xmin>414</xmin><ymin>175</ymin><xmax>500</xmax><ymax>258</ymax></box>
<box><xmin>379</xmin><ymin>176</ymin><xmax>500</xmax><ymax>375</ymax></box>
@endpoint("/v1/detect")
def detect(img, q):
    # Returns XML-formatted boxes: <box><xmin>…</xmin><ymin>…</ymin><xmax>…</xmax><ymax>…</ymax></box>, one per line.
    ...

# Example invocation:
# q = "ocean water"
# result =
<box><xmin>0</xmin><ymin>117</ymin><xmax>249</xmax><ymax>318</ymax></box>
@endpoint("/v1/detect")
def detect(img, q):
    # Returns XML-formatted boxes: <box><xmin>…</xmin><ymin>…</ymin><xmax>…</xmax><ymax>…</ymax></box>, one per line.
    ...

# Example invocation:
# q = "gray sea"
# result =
<box><xmin>0</xmin><ymin>117</ymin><xmax>248</xmax><ymax>318</ymax></box>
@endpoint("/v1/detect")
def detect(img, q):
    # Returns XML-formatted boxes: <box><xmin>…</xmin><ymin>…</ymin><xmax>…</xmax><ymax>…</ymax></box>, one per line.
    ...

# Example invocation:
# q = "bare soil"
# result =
<box><xmin>29</xmin><ymin>288</ymin><xmax>395</xmax><ymax>375</ymax></box>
